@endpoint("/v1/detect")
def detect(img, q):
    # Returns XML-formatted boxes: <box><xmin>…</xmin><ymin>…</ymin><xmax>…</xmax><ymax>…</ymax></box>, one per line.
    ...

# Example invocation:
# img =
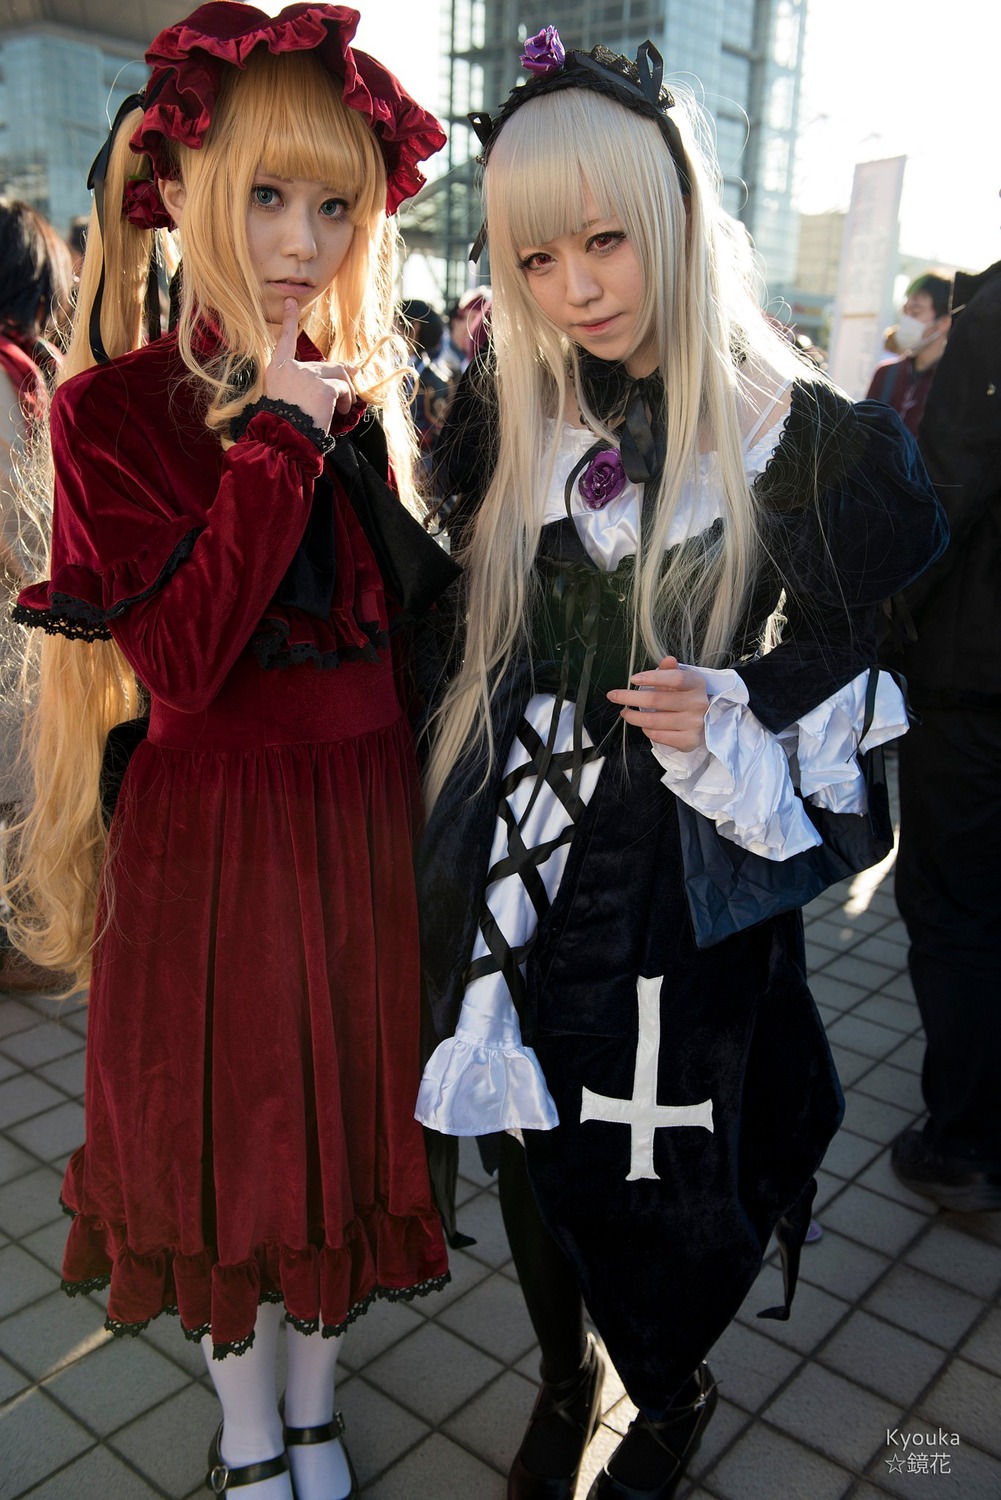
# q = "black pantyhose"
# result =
<box><xmin>497</xmin><ymin>1132</ymin><xmax>591</xmax><ymax>1476</ymax></box>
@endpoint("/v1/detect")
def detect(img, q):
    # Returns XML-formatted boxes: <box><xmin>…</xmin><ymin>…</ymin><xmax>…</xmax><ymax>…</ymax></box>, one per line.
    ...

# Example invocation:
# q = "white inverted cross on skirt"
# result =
<box><xmin>580</xmin><ymin>974</ymin><xmax>714</xmax><ymax>1181</ymax></box>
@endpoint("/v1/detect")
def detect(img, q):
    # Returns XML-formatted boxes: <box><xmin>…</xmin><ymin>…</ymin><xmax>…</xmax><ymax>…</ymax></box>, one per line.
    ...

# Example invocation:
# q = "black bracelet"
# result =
<box><xmin>230</xmin><ymin>396</ymin><xmax>336</xmax><ymax>454</ymax></box>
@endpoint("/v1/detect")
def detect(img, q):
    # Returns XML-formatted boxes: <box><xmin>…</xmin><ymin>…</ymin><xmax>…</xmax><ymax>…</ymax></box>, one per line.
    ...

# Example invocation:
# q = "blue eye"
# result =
<box><xmin>320</xmin><ymin>198</ymin><xmax>350</xmax><ymax>220</ymax></box>
<box><xmin>252</xmin><ymin>184</ymin><xmax>280</xmax><ymax>208</ymax></box>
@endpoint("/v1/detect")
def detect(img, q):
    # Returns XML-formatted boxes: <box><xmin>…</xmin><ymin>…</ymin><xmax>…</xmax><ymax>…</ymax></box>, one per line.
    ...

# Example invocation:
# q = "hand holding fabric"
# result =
<box><xmin>607</xmin><ymin>655</ymin><xmax>709</xmax><ymax>750</ymax></box>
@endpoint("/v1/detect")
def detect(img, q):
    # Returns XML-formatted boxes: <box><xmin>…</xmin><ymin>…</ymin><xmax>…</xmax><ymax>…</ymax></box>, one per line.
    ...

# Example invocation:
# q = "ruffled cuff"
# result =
<box><xmin>652</xmin><ymin>666</ymin><xmax>822</xmax><ymax>861</ymax></box>
<box><xmin>795</xmin><ymin>669</ymin><xmax>908</xmax><ymax>813</ymax></box>
<box><xmin>415</xmin><ymin>988</ymin><xmax>559</xmax><ymax>1135</ymax></box>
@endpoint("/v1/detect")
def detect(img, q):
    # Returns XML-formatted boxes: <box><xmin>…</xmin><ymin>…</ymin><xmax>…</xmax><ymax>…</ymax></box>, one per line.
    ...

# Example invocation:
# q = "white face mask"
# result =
<box><xmin>896</xmin><ymin>312</ymin><xmax>937</xmax><ymax>354</ymax></box>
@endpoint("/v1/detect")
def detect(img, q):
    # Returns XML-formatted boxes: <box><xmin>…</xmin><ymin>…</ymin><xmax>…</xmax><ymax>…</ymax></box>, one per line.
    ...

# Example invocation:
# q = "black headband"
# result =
<box><xmin>468</xmin><ymin>36</ymin><xmax>693</xmax><ymax>262</ymax></box>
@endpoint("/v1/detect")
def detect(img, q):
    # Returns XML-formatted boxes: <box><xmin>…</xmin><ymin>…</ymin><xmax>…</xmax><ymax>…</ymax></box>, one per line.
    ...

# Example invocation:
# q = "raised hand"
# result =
<box><xmin>607</xmin><ymin>655</ymin><xmax>710</xmax><ymax>751</ymax></box>
<box><xmin>263</xmin><ymin>298</ymin><xmax>356</xmax><ymax>433</ymax></box>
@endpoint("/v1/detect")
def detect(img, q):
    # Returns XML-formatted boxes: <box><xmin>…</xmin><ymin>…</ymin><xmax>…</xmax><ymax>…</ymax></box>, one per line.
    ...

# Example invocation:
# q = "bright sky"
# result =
<box><xmin>315</xmin><ymin>0</ymin><xmax>1001</xmax><ymax>276</ymax></box>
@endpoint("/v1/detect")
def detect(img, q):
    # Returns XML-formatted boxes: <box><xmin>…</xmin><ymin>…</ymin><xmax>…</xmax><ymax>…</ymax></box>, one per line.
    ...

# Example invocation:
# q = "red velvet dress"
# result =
<box><xmin>16</xmin><ymin>332</ymin><xmax>449</xmax><ymax>1355</ymax></box>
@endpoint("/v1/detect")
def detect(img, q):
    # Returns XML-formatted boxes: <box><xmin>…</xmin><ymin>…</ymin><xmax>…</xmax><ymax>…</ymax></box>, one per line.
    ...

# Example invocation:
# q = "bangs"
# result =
<box><xmin>210</xmin><ymin>50</ymin><xmax>385</xmax><ymax>222</ymax></box>
<box><xmin>485</xmin><ymin>92</ymin><xmax>638</xmax><ymax>254</ymax></box>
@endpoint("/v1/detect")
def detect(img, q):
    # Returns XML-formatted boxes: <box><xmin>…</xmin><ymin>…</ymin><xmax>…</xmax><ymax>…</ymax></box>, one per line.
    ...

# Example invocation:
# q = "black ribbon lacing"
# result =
<box><xmin>86</xmin><ymin>90</ymin><xmax>161</xmax><ymax>364</ymax></box>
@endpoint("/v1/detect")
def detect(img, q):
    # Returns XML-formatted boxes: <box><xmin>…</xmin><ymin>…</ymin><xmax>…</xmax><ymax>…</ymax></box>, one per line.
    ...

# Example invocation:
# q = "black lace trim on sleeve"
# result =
<box><xmin>11</xmin><ymin>528</ymin><xmax>202</xmax><ymax>642</ymax></box>
<box><xmin>753</xmin><ymin>381</ymin><xmax>865</xmax><ymax>514</ymax></box>
<box><xmin>231</xmin><ymin>396</ymin><xmax>336</xmax><ymax>455</ymax></box>
<box><xmin>251</xmin><ymin>614</ymin><xmax>388</xmax><ymax>671</ymax></box>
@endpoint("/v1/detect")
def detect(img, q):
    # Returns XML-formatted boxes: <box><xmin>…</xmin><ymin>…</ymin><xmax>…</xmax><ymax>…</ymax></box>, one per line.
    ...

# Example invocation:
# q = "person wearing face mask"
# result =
<box><xmin>866</xmin><ymin>272</ymin><xmax>952</xmax><ymax>435</ymax></box>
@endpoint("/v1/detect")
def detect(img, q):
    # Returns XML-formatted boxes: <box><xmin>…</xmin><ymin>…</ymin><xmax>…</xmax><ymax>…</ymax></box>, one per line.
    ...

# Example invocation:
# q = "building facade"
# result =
<box><xmin>441</xmin><ymin>0</ymin><xmax>809</xmax><ymax>301</ymax></box>
<box><xmin>0</xmin><ymin>3</ymin><xmax>177</xmax><ymax>235</ymax></box>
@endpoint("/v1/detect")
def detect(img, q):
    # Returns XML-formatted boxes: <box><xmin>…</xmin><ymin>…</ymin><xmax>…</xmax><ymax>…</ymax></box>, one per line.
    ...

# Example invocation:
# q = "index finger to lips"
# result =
<box><xmin>272</xmin><ymin>298</ymin><xmax>299</xmax><ymax>364</ymax></box>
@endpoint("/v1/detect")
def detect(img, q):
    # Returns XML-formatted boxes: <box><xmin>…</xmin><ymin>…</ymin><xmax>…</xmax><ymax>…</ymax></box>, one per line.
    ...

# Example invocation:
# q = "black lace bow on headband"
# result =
<box><xmin>469</xmin><ymin>30</ymin><xmax>693</xmax><ymax>261</ymax></box>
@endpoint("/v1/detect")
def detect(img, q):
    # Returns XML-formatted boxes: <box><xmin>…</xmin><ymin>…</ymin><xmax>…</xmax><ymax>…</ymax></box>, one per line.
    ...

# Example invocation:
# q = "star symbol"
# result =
<box><xmin>886</xmin><ymin>1454</ymin><xmax>905</xmax><ymax>1474</ymax></box>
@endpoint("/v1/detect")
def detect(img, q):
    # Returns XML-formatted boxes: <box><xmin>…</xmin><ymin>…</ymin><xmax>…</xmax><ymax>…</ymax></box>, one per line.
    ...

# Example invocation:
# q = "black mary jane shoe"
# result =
<box><xmin>508</xmin><ymin>1332</ymin><xmax>606</xmax><ymax>1500</ymax></box>
<box><xmin>585</xmin><ymin>1363</ymin><xmax>718</xmax><ymax>1500</ymax></box>
<box><xmin>206</xmin><ymin>1423</ymin><xmax>290</xmax><ymax>1493</ymax></box>
<box><xmin>283</xmin><ymin>1408</ymin><xmax>359</xmax><ymax>1500</ymax></box>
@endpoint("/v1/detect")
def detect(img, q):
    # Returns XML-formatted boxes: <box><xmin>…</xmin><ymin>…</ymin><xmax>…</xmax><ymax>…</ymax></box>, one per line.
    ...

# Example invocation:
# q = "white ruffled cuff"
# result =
<box><xmin>652</xmin><ymin>666</ymin><xmax>822</xmax><ymax>861</ymax></box>
<box><xmin>415</xmin><ymin>987</ymin><xmax>559</xmax><ymax>1135</ymax></box>
<box><xmin>795</xmin><ymin>669</ymin><xmax>908</xmax><ymax>813</ymax></box>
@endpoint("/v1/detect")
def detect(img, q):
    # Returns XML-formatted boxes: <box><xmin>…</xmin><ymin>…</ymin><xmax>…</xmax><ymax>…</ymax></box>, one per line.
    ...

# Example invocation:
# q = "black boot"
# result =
<box><xmin>508</xmin><ymin>1333</ymin><xmax>606</xmax><ymax>1500</ymax></box>
<box><xmin>585</xmin><ymin>1364</ymin><xmax>717</xmax><ymax>1500</ymax></box>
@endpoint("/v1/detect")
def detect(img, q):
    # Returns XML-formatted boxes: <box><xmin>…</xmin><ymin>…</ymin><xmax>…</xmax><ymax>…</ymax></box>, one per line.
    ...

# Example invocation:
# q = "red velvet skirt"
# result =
<box><xmin>61</xmin><ymin>649</ymin><xmax>449</xmax><ymax>1355</ymax></box>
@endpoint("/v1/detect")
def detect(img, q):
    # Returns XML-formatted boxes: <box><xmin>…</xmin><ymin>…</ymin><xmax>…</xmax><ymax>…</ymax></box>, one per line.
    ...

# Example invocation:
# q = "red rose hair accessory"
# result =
<box><xmin>122</xmin><ymin>177</ymin><xmax>174</xmax><ymax>230</ymax></box>
<box><xmin>130</xmin><ymin>2</ymin><xmax>446</xmax><ymax>215</ymax></box>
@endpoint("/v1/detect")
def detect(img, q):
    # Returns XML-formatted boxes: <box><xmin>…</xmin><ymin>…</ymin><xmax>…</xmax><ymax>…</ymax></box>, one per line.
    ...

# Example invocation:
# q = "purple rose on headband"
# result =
<box><xmin>521</xmin><ymin>26</ymin><xmax>566</xmax><ymax>75</ymax></box>
<box><xmin>579</xmin><ymin>448</ymin><xmax>627</xmax><ymax>510</ymax></box>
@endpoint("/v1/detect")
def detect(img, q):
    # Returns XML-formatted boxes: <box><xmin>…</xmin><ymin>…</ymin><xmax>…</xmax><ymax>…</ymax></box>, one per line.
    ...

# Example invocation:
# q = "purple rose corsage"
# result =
<box><xmin>578</xmin><ymin>446</ymin><xmax>627</xmax><ymax>510</ymax></box>
<box><xmin>521</xmin><ymin>26</ymin><xmax>566</xmax><ymax>76</ymax></box>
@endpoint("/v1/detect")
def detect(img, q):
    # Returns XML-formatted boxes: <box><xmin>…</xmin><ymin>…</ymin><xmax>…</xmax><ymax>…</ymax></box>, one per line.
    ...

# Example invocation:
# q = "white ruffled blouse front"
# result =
<box><xmin>415</xmin><ymin>413</ymin><xmax>907</xmax><ymax>1136</ymax></box>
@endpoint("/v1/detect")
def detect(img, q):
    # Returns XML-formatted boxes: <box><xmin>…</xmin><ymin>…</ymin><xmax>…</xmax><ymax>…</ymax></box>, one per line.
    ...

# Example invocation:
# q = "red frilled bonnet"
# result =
<box><xmin>129</xmin><ymin>2</ymin><xmax>446</xmax><ymax>215</ymax></box>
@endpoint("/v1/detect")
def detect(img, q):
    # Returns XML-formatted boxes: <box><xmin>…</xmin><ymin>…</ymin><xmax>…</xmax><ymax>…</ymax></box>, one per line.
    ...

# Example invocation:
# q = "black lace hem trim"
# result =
<box><xmin>60</xmin><ymin>1270</ymin><xmax>451</xmax><ymax>1357</ymax></box>
<box><xmin>232</xmin><ymin>396</ymin><xmax>335</xmax><ymax>455</ymax></box>
<box><xmin>12</xmin><ymin>529</ymin><xmax>202</xmax><ymax>642</ymax></box>
<box><xmin>251</xmin><ymin>614</ymin><xmax>388</xmax><ymax>672</ymax></box>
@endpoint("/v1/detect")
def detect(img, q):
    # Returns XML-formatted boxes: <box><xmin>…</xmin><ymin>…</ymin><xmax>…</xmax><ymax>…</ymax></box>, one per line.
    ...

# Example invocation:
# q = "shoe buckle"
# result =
<box><xmin>208</xmin><ymin>1463</ymin><xmax>230</xmax><ymax>1493</ymax></box>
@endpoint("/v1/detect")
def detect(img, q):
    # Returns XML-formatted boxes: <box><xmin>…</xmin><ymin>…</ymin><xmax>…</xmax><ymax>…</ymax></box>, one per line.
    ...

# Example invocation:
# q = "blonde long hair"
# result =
<box><xmin>426</xmin><ymin>87</ymin><xmax>816</xmax><ymax>807</ymax></box>
<box><xmin>7</xmin><ymin>49</ymin><xmax>419</xmax><ymax>989</ymax></box>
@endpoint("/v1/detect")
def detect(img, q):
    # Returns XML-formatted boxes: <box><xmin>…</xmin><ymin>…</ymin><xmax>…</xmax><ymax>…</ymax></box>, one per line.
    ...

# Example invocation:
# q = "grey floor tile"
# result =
<box><xmin>0</xmin><ymin>1051</ymin><xmax>17</xmax><ymax>1082</ymax></box>
<box><xmin>438</xmin><ymin>1270</ymin><xmax>537</xmax><ymax>1366</ymax></box>
<box><xmin>363</xmin><ymin>1431</ymin><xmax>506</xmax><ymax>1498</ymax></box>
<box><xmin>820</xmin><ymin>1309</ymin><xmax>946</xmax><ymax>1408</ymax></box>
<box><xmin>0</xmin><ymin>1074</ymin><xmax>67</xmax><ymax>1130</ymax></box>
<box><xmin>37</xmin><ymin>1051</ymin><xmax>86</xmax><ymax>1099</ymax></box>
<box><xmin>451</xmin><ymin>1192</ymin><xmax>513</xmax><ymax>1270</ymax></box>
<box><xmin>826</xmin><ymin>1015</ymin><xmax>909</xmax><ymax>1062</ymax></box>
<box><xmin>864</xmin><ymin>1264</ymin><xmax>982</xmax><ymax>1349</ymax></box>
<box><xmin>109</xmin><ymin>1381</ymin><xmax>220</xmax><ymax>1498</ymax></box>
<box><xmin>340</xmin><ymin>1295</ymin><xmax>426</xmax><ymax>1372</ymax></box>
<box><xmin>856</xmin><ymin>1150</ymin><xmax>939</xmax><ymax>1214</ymax></box>
<box><xmin>0</xmin><ymin>1134</ymin><xmax>38</xmax><ymax>1185</ymax></box>
<box><xmin>813</xmin><ymin>1170</ymin><xmax>848</xmax><ymax>1213</ymax></box>
<box><xmin>364</xmin><ymin>1321</ymin><xmax>504</xmax><ymax>1425</ymax></box>
<box><xmin>820</xmin><ymin>1130</ymin><xmax>883</xmax><ymax>1182</ymax></box>
<box><xmin>709</xmin><ymin>1421</ymin><xmax>853</xmax><ymax>1500</ymax></box>
<box><xmin>19</xmin><ymin>1216</ymin><xmax>71</xmax><ymax>1274</ymax></box>
<box><xmin>881</xmin><ymin>972</ymin><xmax>916</xmax><ymax>1003</ymax></box>
<box><xmin>918</xmin><ymin>1359</ymin><xmax>1001</xmax><ymax>1459</ymax></box>
<box><xmin>328</xmin><ymin>1375</ymin><xmax>430</xmax><ymax>1487</ymax></box>
<box><xmin>829</xmin><ymin>1047</ymin><xmax>876</xmax><ymax>1089</ymax></box>
<box><xmin>407</xmin><ymin>1244</ymin><xmax>492</xmax><ymax>1316</ymax></box>
<box><xmin>0</xmin><ymin>1387</ymin><xmax>93</xmax><ymax>1495</ymax></box>
<box><xmin>828</xmin><ymin>955</ymin><xmax>900</xmax><ymax>995</ymax></box>
<box><xmin>819</xmin><ymin>1184</ymin><xmax>929</xmax><ymax>1257</ymax></box>
<box><xmin>852</xmin><ymin>1062</ymin><xmax>924</xmax><ymax>1113</ymax></box>
<box><xmin>443</xmin><ymin>1367</ymin><xmax>535</xmax><ymax>1471</ymax></box>
<box><xmin>809</xmin><ymin>975</ymin><xmax>870</xmax><ymax>1014</ymax></box>
<box><xmin>140</xmin><ymin>1311</ymin><xmax>214</xmax><ymax>1378</ymax></box>
<box><xmin>0</xmin><ymin>1242</ymin><xmax>61</xmax><ymax>1317</ymax></box>
<box><xmin>42</xmin><ymin>1333</ymin><xmax>191</xmax><ymax>1435</ymax></box>
<box><xmin>0</xmin><ymin>1164</ymin><xmax>66</xmax><ymax>1237</ymax></box>
<box><xmin>706</xmin><ymin>1320</ymin><xmax>801</xmax><ymax>1413</ymax></box>
<box><xmin>0</xmin><ymin>1000</ymin><xmax>46</xmax><ymax>1041</ymax></box>
<box><xmin>797</xmin><ymin>1229</ymin><xmax>892</xmax><ymax>1303</ymax></box>
<box><xmin>869</xmin><ymin>1439</ymin><xmax>1001</xmax><ymax>1499</ymax></box>
<box><xmin>736</xmin><ymin>1267</ymin><xmax>850</xmax><ymax>1354</ymax></box>
<box><xmin>763</xmin><ymin>1362</ymin><xmax>898</xmax><ymax>1470</ymax></box>
<box><xmin>851</xmin><ymin>997</ymin><xmax>920</xmax><ymax>1037</ymax></box>
<box><xmin>0</xmin><ymin>1350</ymin><xmax>30</xmax><ymax>1403</ymax></box>
<box><xmin>884</xmin><ymin>1036</ymin><xmax>924</xmax><ymax>1076</ymax></box>
<box><xmin>849</xmin><ymin>935</ymin><xmax>910</xmax><ymax>969</ymax></box>
<box><xmin>0</xmin><ymin>1022</ymin><xmax>83</xmax><ymax>1070</ymax></box>
<box><xmin>684</xmin><ymin>1395</ymin><xmax>752</xmax><ymax>1480</ymax></box>
<box><xmin>8</xmin><ymin>1101</ymin><xmax>85</xmax><ymax>1163</ymax></box>
<box><xmin>906</xmin><ymin>1224</ymin><xmax>1001</xmax><ymax>1299</ymax></box>
<box><xmin>0</xmin><ymin>1287</ymin><xmax>110</xmax><ymax>1380</ymax></box>
<box><xmin>840</xmin><ymin>1094</ymin><xmax>918</xmax><ymax>1147</ymax></box>
<box><xmin>20</xmin><ymin>1443</ymin><xmax>163</xmax><ymax>1499</ymax></box>
<box><xmin>959</xmin><ymin>1310</ymin><xmax>1001</xmax><ymax>1379</ymax></box>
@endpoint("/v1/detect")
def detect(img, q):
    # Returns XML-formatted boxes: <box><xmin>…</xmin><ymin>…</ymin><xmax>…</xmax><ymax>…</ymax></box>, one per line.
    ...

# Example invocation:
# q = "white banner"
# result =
<box><xmin>827</xmin><ymin>156</ymin><xmax>906</xmax><ymax>399</ymax></box>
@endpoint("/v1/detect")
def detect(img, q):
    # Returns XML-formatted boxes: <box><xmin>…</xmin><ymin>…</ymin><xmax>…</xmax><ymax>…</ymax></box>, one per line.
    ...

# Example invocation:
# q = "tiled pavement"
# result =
<box><xmin>1</xmin><ymin>853</ymin><xmax>1000</xmax><ymax>1498</ymax></box>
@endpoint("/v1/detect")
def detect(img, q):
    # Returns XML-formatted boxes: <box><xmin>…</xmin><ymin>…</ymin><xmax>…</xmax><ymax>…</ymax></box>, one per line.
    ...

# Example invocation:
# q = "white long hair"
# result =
<box><xmin>426</xmin><ymin>85</ymin><xmax>817</xmax><ymax>806</ymax></box>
